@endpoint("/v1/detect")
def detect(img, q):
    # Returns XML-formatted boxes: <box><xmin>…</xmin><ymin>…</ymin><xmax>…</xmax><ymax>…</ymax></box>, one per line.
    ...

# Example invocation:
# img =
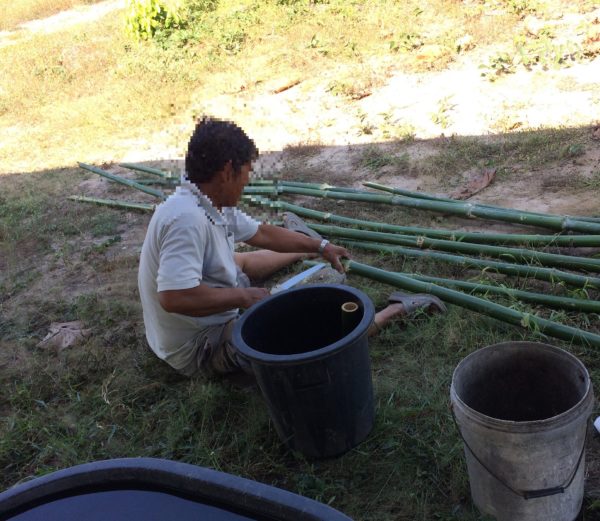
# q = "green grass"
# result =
<box><xmin>415</xmin><ymin>126</ymin><xmax>591</xmax><ymax>181</ymax></box>
<box><xmin>2</xmin><ymin>161</ymin><xmax>600</xmax><ymax>519</ymax></box>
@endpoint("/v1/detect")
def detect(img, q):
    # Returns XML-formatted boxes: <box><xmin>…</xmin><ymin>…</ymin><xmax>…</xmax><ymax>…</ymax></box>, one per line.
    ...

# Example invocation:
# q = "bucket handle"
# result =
<box><xmin>450</xmin><ymin>405</ymin><xmax>588</xmax><ymax>500</ymax></box>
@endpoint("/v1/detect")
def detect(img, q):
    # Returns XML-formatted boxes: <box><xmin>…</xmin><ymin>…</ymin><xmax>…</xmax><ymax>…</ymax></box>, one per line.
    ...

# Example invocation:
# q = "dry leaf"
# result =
<box><xmin>37</xmin><ymin>321</ymin><xmax>91</xmax><ymax>351</ymax></box>
<box><xmin>450</xmin><ymin>168</ymin><xmax>496</xmax><ymax>200</ymax></box>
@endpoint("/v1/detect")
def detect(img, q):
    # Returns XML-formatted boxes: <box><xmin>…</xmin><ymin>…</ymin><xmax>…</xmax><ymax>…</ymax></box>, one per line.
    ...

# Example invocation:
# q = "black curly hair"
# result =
<box><xmin>185</xmin><ymin>116</ymin><xmax>259</xmax><ymax>184</ymax></box>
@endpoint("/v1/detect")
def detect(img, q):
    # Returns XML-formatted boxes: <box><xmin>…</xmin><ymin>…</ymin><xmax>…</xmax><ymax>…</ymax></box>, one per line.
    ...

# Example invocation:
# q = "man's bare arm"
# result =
<box><xmin>246</xmin><ymin>224</ymin><xmax>349</xmax><ymax>272</ymax></box>
<box><xmin>158</xmin><ymin>284</ymin><xmax>269</xmax><ymax>317</ymax></box>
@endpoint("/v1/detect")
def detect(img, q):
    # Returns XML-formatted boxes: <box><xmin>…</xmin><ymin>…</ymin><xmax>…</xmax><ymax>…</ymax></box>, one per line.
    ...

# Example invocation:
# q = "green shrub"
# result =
<box><xmin>125</xmin><ymin>0</ymin><xmax>184</xmax><ymax>40</ymax></box>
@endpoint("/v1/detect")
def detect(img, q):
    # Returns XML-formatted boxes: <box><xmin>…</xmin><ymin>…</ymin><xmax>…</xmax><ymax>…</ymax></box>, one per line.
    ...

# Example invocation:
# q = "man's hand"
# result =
<box><xmin>247</xmin><ymin>223</ymin><xmax>351</xmax><ymax>273</ymax></box>
<box><xmin>241</xmin><ymin>287</ymin><xmax>270</xmax><ymax>308</ymax></box>
<box><xmin>322</xmin><ymin>243</ymin><xmax>350</xmax><ymax>273</ymax></box>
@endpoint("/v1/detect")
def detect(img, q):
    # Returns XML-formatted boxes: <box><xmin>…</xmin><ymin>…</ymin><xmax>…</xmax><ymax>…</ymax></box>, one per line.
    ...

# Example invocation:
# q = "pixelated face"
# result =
<box><xmin>223</xmin><ymin>161</ymin><xmax>252</xmax><ymax>206</ymax></box>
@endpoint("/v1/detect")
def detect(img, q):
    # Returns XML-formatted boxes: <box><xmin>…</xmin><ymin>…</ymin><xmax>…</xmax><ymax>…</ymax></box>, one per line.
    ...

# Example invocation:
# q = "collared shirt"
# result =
<box><xmin>138</xmin><ymin>180</ymin><xmax>259</xmax><ymax>370</ymax></box>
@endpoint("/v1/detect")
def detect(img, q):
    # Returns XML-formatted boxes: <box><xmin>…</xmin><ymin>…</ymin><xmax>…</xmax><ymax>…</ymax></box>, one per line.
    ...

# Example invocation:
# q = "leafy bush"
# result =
<box><xmin>125</xmin><ymin>0</ymin><xmax>183</xmax><ymax>40</ymax></box>
<box><xmin>125</xmin><ymin>0</ymin><xmax>219</xmax><ymax>42</ymax></box>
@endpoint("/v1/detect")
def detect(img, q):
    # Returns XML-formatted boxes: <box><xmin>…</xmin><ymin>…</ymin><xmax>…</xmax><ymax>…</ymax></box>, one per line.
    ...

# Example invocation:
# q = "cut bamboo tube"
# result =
<box><xmin>341</xmin><ymin>301</ymin><xmax>360</xmax><ymax>337</ymax></box>
<box><xmin>344</xmin><ymin>260</ymin><xmax>600</xmax><ymax>348</ymax></box>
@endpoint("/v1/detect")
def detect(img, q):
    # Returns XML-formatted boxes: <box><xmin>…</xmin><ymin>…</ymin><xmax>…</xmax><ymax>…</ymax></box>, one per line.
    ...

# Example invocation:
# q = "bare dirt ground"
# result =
<box><xmin>1</xmin><ymin>0</ymin><xmax>599</xmax><ymax>222</ymax></box>
<box><xmin>0</xmin><ymin>0</ymin><xmax>124</xmax><ymax>48</ymax></box>
<box><xmin>111</xmin><ymin>8</ymin><xmax>600</xmax><ymax>221</ymax></box>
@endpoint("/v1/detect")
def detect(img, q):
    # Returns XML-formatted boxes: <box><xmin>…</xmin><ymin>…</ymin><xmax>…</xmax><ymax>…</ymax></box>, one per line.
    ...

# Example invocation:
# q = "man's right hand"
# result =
<box><xmin>241</xmin><ymin>287</ymin><xmax>270</xmax><ymax>308</ymax></box>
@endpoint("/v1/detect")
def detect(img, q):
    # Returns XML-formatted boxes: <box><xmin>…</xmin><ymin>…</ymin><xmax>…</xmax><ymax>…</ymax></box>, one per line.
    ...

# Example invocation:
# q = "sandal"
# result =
<box><xmin>388</xmin><ymin>291</ymin><xmax>447</xmax><ymax>315</ymax></box>
<box><xmin>282</xmin><ymin>212</ymin><xmax>322</xmax><ymax>240</ymax></box>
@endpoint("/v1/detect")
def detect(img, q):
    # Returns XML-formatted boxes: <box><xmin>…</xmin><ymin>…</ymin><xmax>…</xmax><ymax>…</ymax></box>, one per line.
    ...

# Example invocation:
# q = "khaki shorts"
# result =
<box><xmin>177</xmin><ymin>319</ymin><xmax>249</xmax><ymax>377</ymax></box>
<box><xmin>177</xmin><ymin>267</ymin><xmax>251</xmax><ymax>377</ymax></box>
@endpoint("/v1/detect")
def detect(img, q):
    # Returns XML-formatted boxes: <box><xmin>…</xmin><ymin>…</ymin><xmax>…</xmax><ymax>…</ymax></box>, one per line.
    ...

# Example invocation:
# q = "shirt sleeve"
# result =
<box><xmin>225</xmin><ymin>207</ymin><xmax>260</xmax><ymax>242</ymax></box>
<box><xmin>156</xmin><ymin>215</ymin><xmax>205</xmax><ymax>292</ymax></box>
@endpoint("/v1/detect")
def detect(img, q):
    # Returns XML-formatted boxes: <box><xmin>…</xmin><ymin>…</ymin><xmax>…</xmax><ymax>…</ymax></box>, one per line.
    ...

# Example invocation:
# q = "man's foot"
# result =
<box><xmin>369</xmin><ymin>292</ymin><xmax>447</xmax><ymax>336</ymax></box>
<box><xmin>388</xmin><ymin>291</ymin><xmax>447</xmax><ymax>315</ymax></box>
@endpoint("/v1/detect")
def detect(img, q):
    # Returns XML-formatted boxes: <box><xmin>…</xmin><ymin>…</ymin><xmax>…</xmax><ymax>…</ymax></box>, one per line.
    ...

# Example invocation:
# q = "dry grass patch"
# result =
<box><xmin>0</xmin><ymin>0</ymin><xmax>104</xmax><ymax>31</ymax></box>
<box><xmin>0</xmin><ymin>14</ymin><xmax>201</xmax><ymax>172</ymax></box>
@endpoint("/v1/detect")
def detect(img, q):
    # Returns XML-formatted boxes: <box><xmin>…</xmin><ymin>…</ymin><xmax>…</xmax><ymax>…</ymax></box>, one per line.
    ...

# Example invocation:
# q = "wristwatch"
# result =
<box><xmin>318</xmin><ymin>239</ymin><xmax>330</xmax><ymax>254</ymax></box>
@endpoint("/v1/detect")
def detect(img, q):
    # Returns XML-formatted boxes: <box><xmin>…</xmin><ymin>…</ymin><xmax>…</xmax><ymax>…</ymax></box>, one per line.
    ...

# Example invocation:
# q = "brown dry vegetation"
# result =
<box><xmin>0</xmin><ymin>0</ymin><xmax>105</xmax><ymax>31</ymax></box>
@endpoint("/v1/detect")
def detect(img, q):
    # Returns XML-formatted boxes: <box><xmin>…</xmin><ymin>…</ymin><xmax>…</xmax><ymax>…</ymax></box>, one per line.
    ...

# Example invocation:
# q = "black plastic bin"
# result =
<box><xmin>233</xmin><ymin>284</ymin><xmax>376</xmax><ymax>459</ymax></box>
<box><xmin>0</xmin><ymin>458</ymin><xmax>352</xmax><ymax>521</ymax></box>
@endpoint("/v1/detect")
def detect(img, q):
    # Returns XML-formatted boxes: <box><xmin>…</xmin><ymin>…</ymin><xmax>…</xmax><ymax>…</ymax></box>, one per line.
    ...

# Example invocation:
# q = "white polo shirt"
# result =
<box><xmin>138</xmin><ymin>180</ymin><xmax>259</xmax><ymax>370</ymax></box>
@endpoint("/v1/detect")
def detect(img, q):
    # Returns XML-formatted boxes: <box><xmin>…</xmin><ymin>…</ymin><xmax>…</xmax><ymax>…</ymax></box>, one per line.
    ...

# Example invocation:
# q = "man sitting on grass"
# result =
<box><xmin>138</xmin><ymin>117</ymin><xmax>445</xmax><ymax>377</ymax></box>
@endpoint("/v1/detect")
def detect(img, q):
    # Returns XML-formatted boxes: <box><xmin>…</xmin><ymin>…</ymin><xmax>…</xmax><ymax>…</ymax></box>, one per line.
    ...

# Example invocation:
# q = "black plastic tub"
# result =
<box><xmin>233</xmin><ymin>284</ymin><xmax>376</xmax><ymax>459</ymax></box>
<box><xmin>0</xmin><ymin>458</ymin><xmax>352</xmax><ymax>521</ymax></box>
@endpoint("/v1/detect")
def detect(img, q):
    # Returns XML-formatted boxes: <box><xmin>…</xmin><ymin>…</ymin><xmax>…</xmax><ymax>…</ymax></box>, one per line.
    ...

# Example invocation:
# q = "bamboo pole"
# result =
<box><xmin>250</xmin><ymin>179</ymin><xmax>364</xmax><ymax>193</ymax></box>
<box><xmin>243</xmin><ymin>195</ymin><xmax>600</xmax><ymax>247</ymax></box>
<box><xmin>132</xmin><ymin>178</ymin><xmax>175</xmax><ymax>185</ymax></box>
<box><xmin>363</xmin><ymin>181</ymin><xmax>600</xmax><ymax>225</ymax></box>
<box><xmin>251</xmin><ymin>179</ymin><xmax>600</xmax><ymax>223</ymax></box>
<box><xmin>339</xmin><ymin>240</ymin><xmax>600</xmax><ymax>289</ymax></box>
<box><xmin>302</xmin><ymin>260</ymin><xmax>599</xmax><ymax>313</ymax></box>
<box><xmin>69</xmin><ymin>195</ymin><xmax>154</xmax><ymax>212</ymax></box>
<box><xmin>242</xmin><ymin>185</ymin><xmax>600</xmax><ymax>234</ymax></box>
<box><xmin>119</xmin><ymin>162</ymin><xmax>174</xmax><ymax>179</ymax></box>
<box><xmin>78</xmin><ymin>163</ymin><xmax>166</xmax><ymax>200</ymax></box>
<box><xmin>344</xmin><ymin>260</ymin><xmax>600</xmax><ymax>348</ymax></box>
<box><xmin>309</xmin><ymin>223</ymin><xmax>600</xmax><ymax>272</ymax></box>
<box><xmin>402</xmin><ymin>274</ymin><xmax>600</xmax><ymax>313</ymax></box>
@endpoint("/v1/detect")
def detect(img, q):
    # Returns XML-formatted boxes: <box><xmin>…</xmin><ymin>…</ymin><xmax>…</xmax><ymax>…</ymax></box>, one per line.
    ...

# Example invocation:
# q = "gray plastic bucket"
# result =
<box><xmin>450</xmin><ymin>341</ymin><xmax>594</xmax><ymax>521</ymax></box>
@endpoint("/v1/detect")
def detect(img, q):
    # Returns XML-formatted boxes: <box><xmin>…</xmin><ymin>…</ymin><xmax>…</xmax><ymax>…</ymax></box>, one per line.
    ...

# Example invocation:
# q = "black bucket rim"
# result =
<box><xmin>232</xmin><ymin>284</ymin><xmax>375</xmax><ymax>365</ymax></box>
<box><xmin>450</xmin><ymin>341</ymin><xmax>593</xmax><ymax>430</ymax></box>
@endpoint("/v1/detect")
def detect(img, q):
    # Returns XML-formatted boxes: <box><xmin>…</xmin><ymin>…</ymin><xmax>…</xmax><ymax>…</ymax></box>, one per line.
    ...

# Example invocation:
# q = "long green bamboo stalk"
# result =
<box><xmin>243</xmin><ymin>195</ymin><xmax>600</xmax><ymax>247</ymax></box>
<box><xmin>69</xmin><ymin>195</ymin><xmax>155</xmax><ymax>211</ymax></box>
<box><xmin>309</xmin><ymin>223</ymin><xmax>600</xmax><ymax>272</ymax></box>
<box><xmin>403</xmin><ymin>274</ymin><xmax>600</xmax><ymax>313</ymax></box>
<box><xmin>132</xmin><ymin>178</ymin><xmax>175</xmax><ymax>185</ymax></box>
<box><xmin>243</xmin><ymin>185</ymin><xmax>600</xmax><ymax>234</ymax></box>
<box><xmin>340</xmin><ymin>240</ymin><xmax>600</xmax><ymax>289</ymax></box>
<box><xmin>345</xmin><ymin>260</ymin><xmax>600</xmax><ymax>348</ymax></box>
<box><xmin>302</xmin><ymin>260</ymin><xmax>599</xmax><ymax>313</ymax></box>
<box><xmin>363</xmin><ymin>181</ymin><xmax>600</xmax><ymax>224</ymax></box>
<box><xmin>119</xmin><ymin>162</ymin><xmax>174</xmax><ymax>179</ymax></box>
<box><xmin>249</xmin><ymin>180</ymin><xmax>364</xmax><ymax>193</ymax></box>
<box><xmin>253</xmin><ymin>179</ymin><xmax>600</xmax><ymax>223</ymax></box>
<box><xmin>78</xmin><ymin>163</ymin><xmax>166</xmax><ymax>200</ymax></box>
